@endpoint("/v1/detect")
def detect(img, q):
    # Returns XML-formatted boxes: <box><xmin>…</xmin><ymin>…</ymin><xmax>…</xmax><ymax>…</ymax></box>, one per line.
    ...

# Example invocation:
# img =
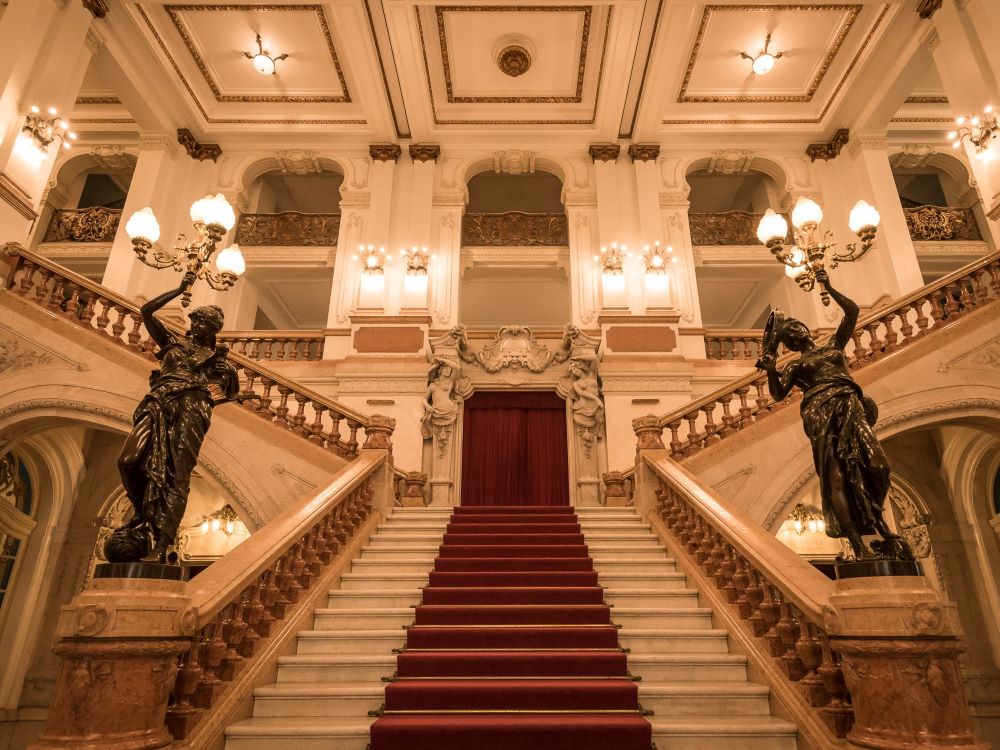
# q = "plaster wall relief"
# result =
<box><xmin>564</xmin><ymin>193</ymin><xmax>599</xmax><ymax>326</ymax></box>
<box><xmin>422</xmin><ymin>324</ymin><xmax>605</xmax><ymax>506</ymax></box>
<box><xmin>431</xmin><ymin>201</ymin><xmax>463</xmax><ymax>326</ymax></box>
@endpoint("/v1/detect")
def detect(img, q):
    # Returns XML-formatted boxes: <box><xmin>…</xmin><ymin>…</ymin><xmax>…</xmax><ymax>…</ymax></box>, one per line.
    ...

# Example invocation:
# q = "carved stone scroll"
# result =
<box><xmin>177</xmin><ymin>129</ymin><xmax>222</xmax><ymax>162</ymax></box>
<box><xmin>806</xmin><ymin>129</ymin><xmax>850</xmax><ymax>162</ymax></box>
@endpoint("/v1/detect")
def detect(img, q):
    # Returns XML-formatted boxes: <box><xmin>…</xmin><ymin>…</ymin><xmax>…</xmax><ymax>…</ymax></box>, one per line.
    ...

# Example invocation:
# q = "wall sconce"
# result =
<box><xmin>756</xmin><ymin>197</ymin><xmax>880</xmax><ymax>305</ymax></box>
<box><xmin>595</xmin><ymin>243</ymin><xmax>627</xmax><ymax>276</ymax></box>
<box><xmin>642</xmin><ymin>242</ymin><xmax>676</xmax><ymax>275</ymax></box>
<box><xmin>125</xmin><ymin>195</ymin><xmax>244</xmax><ymax>308</ymax></box>
<box><xmin>244</xmin><ymin>34</ymin><xmax>288</xmax><ymax>76</ymax></box>
<box><xmin>197</xmin><ymin>504</ymin><xmax>241</xmax><ymax>536</ymax></box>
<box><xmin>948</xmin><ymin>106</ymin><xmax>998</xmax><ymax>162</ymax></box>
<box><xmin>741</xmin><ymin>32</ymin><xmax>783</xmax><ymax>75</ymax></box>
<box><xmin>17</xmin><ymin>106</ymin><xmax>77</xmax><ymax>164</ymax></box>
<box><xmin>402</xmin><ymin>245</ymin><xmax>433</xmax><ymax>275</ymax></box>
<box><xmin>353</xmin><ymin>244</ymin><xmax>389</xmax><ymax>275</ymax></box>
<box><xmin>787</xmin><ymin>503</ymin><xmax>826</xmax><ymax>535</ymax></box>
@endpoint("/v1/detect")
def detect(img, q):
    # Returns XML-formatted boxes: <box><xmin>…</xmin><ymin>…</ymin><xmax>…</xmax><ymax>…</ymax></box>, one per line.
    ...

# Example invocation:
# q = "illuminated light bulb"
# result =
<box><xmin>211</xmin><ymin>518</ymin><xmax>221</xmax><ymax>532</ymax></box>
<box><xmin>47</xmin><ymin>106</ymin><xmax>57</xmax><ymax>116</ymax></box>
<box><xmin>366</xmin><ymin>255</ymin><xmax>378</xmax><ymax>268</ymax></box>
<box><xmin>956</xmin><ymin>116</ymin><xmax>966</xmax><ymax>125</ymax></box>
<box><xmin>848</xmin><ymin>200</ymin><xmax>881</xmax><ymax>233</ymax></box>
<box><xmin>947</xmin><ymin>131</ymin><xmax>958</xmax><ymax>140</ymax></box>
<box><xmin>756</xmin><ymin>208</ymin><xmax>788</xmax><ymax>244</ymax></box>
<box><xmin>784</xmin><ymin>247</ymin><xmax>807</xmax><ymax>278</ymax></box>
<box><xmin>252</xmin><ymin>53</ymin><xmax>276</xmax><ymax>75</ymax></box>
<box><xmin>216</xmin><ymin>244</ymin><xmax>246</xmax><ymax>275</ymax></box>
<box><xmin>68</xmin><ymin>132</ymin><xmax>78</xmax><ymax>140</ymax></box>
<box><xmin>752</xmin><ymin>53</ymin><xmax>775</xmax><ymax>75</ymax></box>
<box><xmin>818</xmin><ymin>519</ymin><xmax>826</xmax><ymax>532</ymax></box>
<box><xmin>29</xmin><ymin>105</ymin><xmax>39</xmax><ymax>114</ymax></box>
<box><xmin>62</xmin><ymin>141</ymin><xmax>71</xmax><ymax>150</ymax></box>
<box><xmin>807</xmin><ymin>519</ymin><xmax>818</xmax><ymax>533</ymax></box>
<box><xmin>200</xmin><ymin>521</ymin><xmax>209</xmax><ymax>534</ymax></box>
<box><xmin>651</xmin><ymin>254</ymin><xmax>663</xmax><ymax>267</ymax></box>
<box><xmin>791</xmin><ymin>197</ymin><xmax>823</xmax><ymax>229</ymax></box>
<box><xmin>971</xmin><ymin>116</ymin><xmax>981</xmax><ymax>126</ymax></box>
<box><xmin>225</xmin><ymin>520</ymin><xmax>235</xmax><ymax>534</ymax></box>
<box><xmin>953</xmin><ymin>141</ymin><xmax>963</xmax><ymax>149</ymax></box>
<box><xmin>794</xmin><ymin>519</ymin><xmax>804</xmax><ymax>534</ymax></box>
<box><xmin>125</xmin><ymin>207</ymin><xmax>161</xmax><ymax>243</ymax></box>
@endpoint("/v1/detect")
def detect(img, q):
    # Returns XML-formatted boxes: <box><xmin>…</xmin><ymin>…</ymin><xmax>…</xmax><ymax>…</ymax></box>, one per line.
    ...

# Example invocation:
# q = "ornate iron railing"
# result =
<box><xmin>235</xmin><ymin>212</ymin><xmax>341</xmax><ymax>246</ymax></box>
<box><xmin>3</xmin><ymin>244</ymin><xmax>377</xmax><ymax>459</ymax></box>
<box><xmin>43</xmin><ymin>206</ymin><xmax>122</xmax><ymax>243</ymax></box>
<box><xmin>640</xmin><ymin>250</ymin><xmax>1000</xmax><ymax>460</ymax></box>
<box><xmin>462</xmin><ymin>212</ymin><xmax>568</xmax><ymax>247</ymax></box>
<box><xmin>689</xmin><ymin>210</ymin><xmax>769</xmax><ymax>246</ymax></box>
<box><xmin>641</xmin><ymin>456</ymin><xmax>851</xmax><ymax>743</ymax></box>
<box><xmin>218</xmin><ymin>332</ymin><xmax>325</xmax><ymax>361</ymax></box>
<box><xmin>903</xmin><ymin>205</ymin><xmax>982</xmax><ymax>242</ymax></box>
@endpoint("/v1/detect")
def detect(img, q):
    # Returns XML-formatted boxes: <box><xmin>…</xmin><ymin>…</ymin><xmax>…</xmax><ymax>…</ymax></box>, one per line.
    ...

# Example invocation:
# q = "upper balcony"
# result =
<box><xmin>235</xmin><ymin>211</ymin><xmax>341</xmax><ymax>247</ymax></box>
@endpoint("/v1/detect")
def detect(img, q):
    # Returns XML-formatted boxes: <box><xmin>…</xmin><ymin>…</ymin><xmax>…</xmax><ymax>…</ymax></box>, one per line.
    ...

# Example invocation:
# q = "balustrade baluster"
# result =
<box><xmin>733</xmin><ymin>556</ymin><xmax>751</xmax><ymax>618</ymax></box>
<box><xmin>665</xmin><ymin>420</ymin><xmax>683</xmax><ymax>458</ymax></box>
<box><xmin>64</xmin><ymin>285</ymin><xmax>82</xmax><ymax>318</ymax></box>
<box><xmin>273</xmin><ymin>555</ymin><xmax>295</xmax><ymax>615</ymax></box>
<box><xmin>849</xmin><ymin>330</ymin><xmax>867</xmax><ymax>366</ymax></box>
<box><xmin>218</xmin><ymin>600</ymin><xmax>247</xmax><ymax>681</ymax></box>
<box><xmin>262</xmin><ymin>340</ymin><xmax>274</xmax><ymax>359</ymax></box>
<box><xmin>944</xmin><ymin>283</ymin><xmax>961</xmax><ymax>316</ymax></box>
<box><xmin>17</xmin><ymin>261</ymin><xmax>37</xmax><ymax>296</ymax></box>
<box><xmin>796</xmin><ymin>617</ymin><xmax>826</xmax><ymax>707</ymax></box>
<box><xmin>704</xmin><ymin>337</ymin><xmax>716</xmax><ymax>359</ymax></box>
<box><xmin>274</xmin><ymin>385</ymin><xmax>293</xmax><ymax>428</ymax></box>
<box><xmin>308</xmin><ymin>401</ymin><xmax>327</xmax><ymax>445</ymax></box>
<box><xmin>194</xmin><ymin>620</ymin><xmax>226</xmax><ymax>708</ymax></box>
<box><xmin>290</xmin><ymin>394</ymin><xmax>309</xmax><ymax>436</ymax></box>
<box><xmin>777</xmin><ymin>601</ymin><xmax>805</xmax><ymax>680</ymax></box>
<box><xmin>346</xmin><ymin>420</ymin><xmax>361</xmax><ymax>457</ymax></box>
<box><xmin>165</xmin><ymin>639</ymin><xmax>203</xmax><ymax>738</ymax></box>
<box><xmin>286</xmin><ymin>544</ymin><xmax>305</xmax><ymax>603</ymax></box>
<box><xmin>297</xmin><ymin>532</ymin><xmax>317</xmax><ymax>589</ymax></box>
<box><xmin>713</xmin><ymin>542</ymin><xmax>732</xmax><ymax>591</ymax></box>
<box><xmin>912</xmin><ymin>299</ymin><xmax>931</xmax><ymax>333</ymax></box>
<box><xmin>126</xmin><ymin>312</ymin><xmax>142</xmax><ymax>346</ymax></box>
<box><xmin>716</xmin><ymin>394</ymin><xmax>736</xmax><ymax>437</ymax></box>
<box><xmin>256</xmin><ymin>570</ymin><xmax>278</xmax><ymax>638</ymax></box>
<box><xmin>734</xmin><ymin>386</ymin><xmax>752</xmax><ymax>428</ymax></box>
<box><xmin>898</xmin><ymin>305</ymin><xmax>914</xmax><ymax>342</ymax></box>
<box><xmin>240</xmin><ymin>582</ymin><xmax>265</xmax><ymax>658</ymax></box>
<box><xmin>957</xmin><ymin>278</ymin><xmax>974</xmax><ymax>310</ymax></box>
<box><xmin>864</xmin><ymin>322</ymin><xmax>883</xmax><ymax>359</ymax></box>
<box><xmin>818</xmin><ymin>633</ymin><xmax>854</xmax><ymax>737</ymax></box>
<box><xmin>760</xmin><ymin>585</ymin><xmax>783</xmax><ymax>657</ymax></box>
<box><xmin>880</xmin><ymin>314</ymin><xmax>898</xmax><ymax>353</ymax></box>
<box><xmin>701</xmin><ymin>404</ymin><xmax>721</xmax><ymax>444</ymax></box>
<box><xmin>34</xmin><ymin>269</ymin><xmax>53</xmax><ymax>303</ymax></box>
<box><xmin>46</xmin><ymin>277</ymin><xmax>64</xmax><ymax>310</ymax></box>
<box><xmin>258</xmin><ymin>377</ymin><xmax>275</xmax><ymax>417</ymax></box>
<box><xmin>746</xmin><ymin>569</ymin><xmax>766</xmax><ymax>637</ymax></box>
<box><xmin>327</xmin><ymin>415</ymin><xmax>344</xmax><ymax>456</ymax></box>
<box><xmin>721</xmin><ymin>548</ymin><xmax>740</xmax><ymax>603</ymax></box>
<box><xmin>683</xmin><ymin>412</ymin><xmax>701</xmax><ymax>456</ymax></box>
<box><xmin>752</xmin><ymin>377</ymin><xmax>771</xmax><ymax>419</ymax></box>
<box><xmin>988</xmin><ymin>261</ymin><xmax>1000</xmax><ymax>296</ymax></box>
<box><xmin>94</xmin><ymin>298</ymin><xmax>112</xmax><ymax>334</ymax></box>
<box><xmin>111</xmin><ymin>305</ymin><xmax>128</xmax><ymax>341</ymax></box>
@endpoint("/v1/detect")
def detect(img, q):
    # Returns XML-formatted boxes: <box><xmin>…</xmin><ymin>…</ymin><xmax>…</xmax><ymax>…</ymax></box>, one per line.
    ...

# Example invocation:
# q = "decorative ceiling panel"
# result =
<box><xmin>163</xmin><ymin>4</ymin><xmax>350</xmax><ymax>103</ymax></box>
<box><xmin>679</xmin><ymin>4</ymin><xmax>861</xmax><ymax>104</ymax></box>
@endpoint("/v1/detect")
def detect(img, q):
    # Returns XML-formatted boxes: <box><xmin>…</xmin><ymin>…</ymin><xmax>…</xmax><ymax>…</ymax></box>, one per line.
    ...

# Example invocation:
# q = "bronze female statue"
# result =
<box><xmin>756</xmin><ymin>270</ymin><xmax>912</xmax><ymax>562</ymax></box>
<box><xmin>106</xmin><ymin>272</ymin><xmax>239</xmax><ymax>564</ymax></box>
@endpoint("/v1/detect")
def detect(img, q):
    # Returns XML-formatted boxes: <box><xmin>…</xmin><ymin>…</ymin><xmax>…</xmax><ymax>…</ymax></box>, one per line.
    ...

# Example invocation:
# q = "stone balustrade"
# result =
<box><xmin>42</xmin><ymin>206</ymin><xmax>122</xmax><ymax>243</ymax></box>
<box><xmin>219</xmin><ymin>331</ymin><xmax>325</xmax><ymax>361</ymax></box>
<box><xmin>461</xmin><ymin>212</ymin><xmax>568</xmax><ymax>247</ymax></box>
<box><xmin>703</xmin><ymin>330</ymin><xmax>765</xmax><ymax>360</ymax></box>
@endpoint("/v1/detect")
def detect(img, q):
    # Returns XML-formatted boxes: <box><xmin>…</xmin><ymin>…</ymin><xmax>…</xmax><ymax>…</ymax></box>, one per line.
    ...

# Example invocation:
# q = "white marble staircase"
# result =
<box><xmin>224</xmin><ymin>506</ymin><xmax>797</xmax><ymax>750</ymax></box>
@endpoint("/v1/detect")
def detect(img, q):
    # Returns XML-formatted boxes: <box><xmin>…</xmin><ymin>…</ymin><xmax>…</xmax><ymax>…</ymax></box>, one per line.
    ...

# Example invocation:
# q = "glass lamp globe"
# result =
<box><xmin>189</xmin><ymin>195</ymin><xmax>214</xmax><ymax>226</ymax></box>
<box><xmin>216</xmin><ymin>244</ymin><xmax>246</xmax><ymax>276</ymax></box>
<box><xmin>848</xmin><ymin>200</ymin><xmax>881</xmax><ymax>233</ymax></box>
<box><xmin>201</xmin><ymin>194</ymin><xmax>236</xmax><ymax>231</ymax></box>
<box><xmin>252</xmin><ymin>53</ymin><xmax>276</xmax><ymax>75</ymax></box>
<box><xmin>125</xmin><ymin>207</ymin><xmax>161</xmax><ymax>243</ymax></box>
<box><xmin>791</xmin><ymin>197</ymin><xmax>823</xmax><ymax>229</ymax></box>
<box><xmin>756</xmin><ymin>209</ymin><xmax>788</xmax><ymax>244</ymax></box>
<box><xmin>752</xmin><ymin>53</ymin><xmax>775</xmax><ymax>75</ymax></box>
<box><xmin>784</xmin><ymin>247</ymin><xmax>807</xmax><ymax>278</ymax></box>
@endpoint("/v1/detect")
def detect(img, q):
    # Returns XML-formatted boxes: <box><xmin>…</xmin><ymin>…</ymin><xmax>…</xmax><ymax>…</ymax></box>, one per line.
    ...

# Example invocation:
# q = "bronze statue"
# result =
<box><xmin>106</xmin><ymin>272</ymin><xmax>239</xmax><ymax>564</ymax></box>
<box><xmin>756</xmin><ymin>270</ymin><xmax>913</xmax><ymax>562</ymax></box>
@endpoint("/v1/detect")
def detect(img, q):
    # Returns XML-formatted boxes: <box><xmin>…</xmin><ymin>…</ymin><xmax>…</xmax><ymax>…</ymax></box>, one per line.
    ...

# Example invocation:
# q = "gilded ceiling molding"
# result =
<box><xmin>75</xmin><ymin>96</ymin><xmax>122</xmax><ymax>105</ymax></box>
<box><xmin>434</xmin><ymin>6</ymin><xmax>591</xmax><ymax>104</ymax></box>
<box><xmin>677</xmin><ymin>4</ymin><xmax>861</xmax><ymax>104</ymax></box>
<box><xmin>905</xmin><ymin>96</ymin><xmax>948</xmax><ymax>104</ymax></box>
<box><xmin>627</xmin><ymin>144</ymin><xmax>660</xmax><ymax>162</ymax></box>
<box><xmin>409</xmin><ymin>144</ymin><xmax>441</xmax><ymax>162</ymax></box>
<box><xmin>369</xmin><ymin>144</ymin><xmax>402</xmax><ymax>162</ymax></box>
<box><xmin>83</xmin><ymin>0</ymin><xmax>109</xmax><ymax>18</ymax></box>
<box><xmin>177</xmin><ymin>128</ymin><xmax>222</xmax><ymax>162</ymax></box>
<box><xmin>163</xmin><ymin>4</ymin><xmax>351</xmax><ymax>104</ymax></box>
<box><xmin>805</xmin><ymin>128</ymin><xmax>850</xmax><ymax>162</ymax></box>
<box><xmin>916</xmin><ymin>0</ymin><xmax>942</xmax><ymax>18</ymax></box>
<box><xmin>589</xmin><ymin>144</ymin><xmax>620</xmax><ymax>162</ymax></box>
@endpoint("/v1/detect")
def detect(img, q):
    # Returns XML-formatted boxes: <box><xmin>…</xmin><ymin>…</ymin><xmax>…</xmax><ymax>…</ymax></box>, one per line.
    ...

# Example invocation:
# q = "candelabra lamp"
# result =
<box><xmin>755</xmin><ymin>197</ymin><xmax>881</xmax><ymax>305</ymax></box>
<box><xmin>595</xmin><ymin>243</ymin><xmax>627</xmax><ymax>275</ymax></box>
<box><xmin>402</xmin><ymin>245</ymin><xmax>433</xmax><ymax>275</ymax></box>
<box><xmin>642</xmin><ymin>242</ymin><xmax>676</xmax><ymax>274</ymax></box>
<box><xmin>948</xmin><ymin>106</ymin><xmax>998</xmax><ymax>161</ymax></box>
<box><xmin>125</xmin><ymin>193</ymin><xmax>245</xmax><ymax>308</ymax></box>
<box><xmin>353</xmin><ymin>244</ymin><xmax>389</xmax><ymax>274</ymax></box>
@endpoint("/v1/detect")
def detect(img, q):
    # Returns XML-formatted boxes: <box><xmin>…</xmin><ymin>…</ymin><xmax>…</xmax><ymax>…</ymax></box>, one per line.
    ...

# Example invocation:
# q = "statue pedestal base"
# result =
<box><xmin>604</xmin><ymin>495</ymin><xmax>630</xmax><ymax>507</ymax></box>
<box><xmin>28</xmin><ymin>578</ymin><xmax>194</xmax><ymax>750</ymax></box>
<box><xmin>826</xmin><ymin>576</ymin><xmax>988</xmax><ymax>750</ymax></box>
<box><xmin>94</xmin><ymin>562</ymin><xmax>188</xmax><ymax>581</ymax></box>
<box><xmin>834</xmin><ymin>559</ymin><xmax>923</xmax><ymax>579</ymax></box>
<box><xmin>400</xmin><ymin>496</ymin><xmax>426</xmax><ymax>507</ymax></box>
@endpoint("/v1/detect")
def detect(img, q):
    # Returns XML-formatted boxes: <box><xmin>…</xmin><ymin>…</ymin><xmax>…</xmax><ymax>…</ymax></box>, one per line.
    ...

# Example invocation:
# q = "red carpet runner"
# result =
<box><xmin>370</xmin><ymin>506</ymin><xmax>652</xmax><ymax>750</ymax></box>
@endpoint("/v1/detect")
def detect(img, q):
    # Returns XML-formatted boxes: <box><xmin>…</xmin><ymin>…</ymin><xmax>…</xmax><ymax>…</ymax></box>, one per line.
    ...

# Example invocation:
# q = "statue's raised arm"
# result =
<box><xmin>816</xmin><ymin>268</ymin><xmax>859</xmax><ymax>351</ymax></box>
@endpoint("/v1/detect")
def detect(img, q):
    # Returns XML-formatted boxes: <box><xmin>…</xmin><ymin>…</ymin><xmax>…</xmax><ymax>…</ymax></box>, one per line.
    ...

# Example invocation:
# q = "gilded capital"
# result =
<box><xmin>589</xmin><ymin>144</ymin><xmax>621</xmax><ymax>162</ymax></box>
<box><xmin>628</xmin><ymin>144</ymin><xmax>660</xmax><ymax>162</ymax></box>
<box><xmin>409</xmin><ymin>144</ymin><xmax>441</xmax><ymax>162</ymax></box>
<box><xmin>369</xmin><ymin>144</ymin><xmax>402</xmax><ymax>162</ymax></box>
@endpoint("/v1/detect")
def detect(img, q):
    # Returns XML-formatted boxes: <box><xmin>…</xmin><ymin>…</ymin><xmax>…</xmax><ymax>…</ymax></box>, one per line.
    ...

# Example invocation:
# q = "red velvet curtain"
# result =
<box><xmin>460</xmin><ymin>391</ymin><xmax>569</xmax><ymax>506</ymax></box>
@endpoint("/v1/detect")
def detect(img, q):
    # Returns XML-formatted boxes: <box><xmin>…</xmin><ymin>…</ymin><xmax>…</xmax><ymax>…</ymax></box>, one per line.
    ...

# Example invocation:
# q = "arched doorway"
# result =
<box><xmin>459</xmin><ymin>390</ymin><xmax>569</xmax><ymax>506</ymax></box>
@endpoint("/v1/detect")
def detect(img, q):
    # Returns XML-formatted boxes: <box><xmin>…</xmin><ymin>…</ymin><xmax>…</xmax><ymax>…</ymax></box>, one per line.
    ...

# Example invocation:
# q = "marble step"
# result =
<box><xmin>610</xmin><ymin>608</ymin><xmax>713</xmax><ymax>629</ymax></box>
<box><xmin>618</xmin><ymin>628</ymin><xmax>729</xmax><ymax>653</ymax></box>
<box><xmin>251</xmin><ymin>684</ymin><xmax>383</xmax><ymax>718</ymax></box>
<box><xmin>598</xmin><ymin>573</ymin><xmax>689</xmax><ymax>590</ymax></box>
<box><xmin>591</xmin><ymin>559</ymin><xmax>678</xmax><ymax>574</ymax></box>
<box><xmin>627</xmin><ymin>653</ymin><xmax>750</xmax><ymax>682</ymax></box>
<box><xmin>605</xmin><ymin>589</ymin><xmax>701</xmax><ymax>608</ymax></box>
<box><xmin>340</xmin><ymin>573</ymin><xmax>428</xmax><ymax>590</ymax></box>
<box><xmin>326</xmin><ymin>590</ymin><xmax>422</xmax><ymax>609</ymax></box>
<box><xmin>296</xmin><ymin>629</ymin><xmax>407</xmax><ymax>655</ymax></box>
<box><xmin>312</xmin><ymin>608</ymin><xmax>413</xmax><ymax>630</ymax></box>
<box><xmin>639</xmin><ymin>682</ymin><xmax>771</xmax><ymax>716</ymax></box>
<box><xmin>276</xmin><ymin>654</ymin><xmax>397</xmax><ymax>684</ymax></box>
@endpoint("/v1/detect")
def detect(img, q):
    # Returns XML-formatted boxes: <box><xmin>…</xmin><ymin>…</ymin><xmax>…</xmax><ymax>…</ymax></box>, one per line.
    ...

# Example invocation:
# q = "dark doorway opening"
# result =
<box><xmin>460</xmin><ymin>391</ymin><xmax>569</xmax><ymax>506</ymax></box>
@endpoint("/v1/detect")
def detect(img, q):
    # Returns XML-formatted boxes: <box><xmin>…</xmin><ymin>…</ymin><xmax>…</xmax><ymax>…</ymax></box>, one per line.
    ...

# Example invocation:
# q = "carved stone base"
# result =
<box><xmin>825</xmin><ymin>576</ymin><xmax>989</xmax><ymax>750</ymax></box>
<box><xmin>605</xmin><ymin>495</ymin><xmax>630</xmax><ymax>507</ymax></box>
<box><xmin>400</xmin><ymin>496</ymin><xmax>426</xmax><ymax>507</ymax></box>
<box><xmin>29</xmin><ymin>638</ymin><xmax>189</xmax><ymax>750</ymax></box>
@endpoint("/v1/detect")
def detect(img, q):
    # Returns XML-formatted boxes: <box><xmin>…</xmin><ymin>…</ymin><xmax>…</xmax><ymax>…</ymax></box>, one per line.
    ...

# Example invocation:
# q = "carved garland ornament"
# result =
<box><xmin>43</xmin><ymin>207</ymin><xmax>122</xmax><ymax>243</ymax></box>
<box><xmin>497</xmin><ymin>45</ymin><xmax>531</xmax><ymax>77</ymax></box>
<box><xmin>903</xmin><ymin>206</ymin><xmax>982</xmax><ymax>242</ymax></box>
<box><xmin>462</xmin><ymin>212</ymin><xmax>568</xmax><ymax>247</ymax></box>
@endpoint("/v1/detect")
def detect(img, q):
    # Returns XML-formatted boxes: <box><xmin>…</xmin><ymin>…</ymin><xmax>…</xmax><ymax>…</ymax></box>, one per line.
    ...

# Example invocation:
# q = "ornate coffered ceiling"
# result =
<box><xmin>72</xmin><ymin>0</ymin><xmax>956</xmax><ymax>143</ymax></box>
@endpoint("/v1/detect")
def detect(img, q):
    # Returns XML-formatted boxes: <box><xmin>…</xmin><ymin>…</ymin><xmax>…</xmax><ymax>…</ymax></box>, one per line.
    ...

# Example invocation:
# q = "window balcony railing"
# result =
<box><xmin>903</xmin><ymin>205</ymin><xmax>982</xmax><ymax>242</ymax></box>
<box><xmin>43</xmin><ymin>206</ymin><xmax>122</xmax><ymax>243</ymax></box>
<box><xmin>462</xmin><ymin>212</ymin><xmax>568</xmax><ymax>247</ymax></box>
<box><xmin>689</xmin><ymin>210</ymin><xmax>767</xmax><ymax>246</ymax></box>
<box><xmin>235</xmin><ymin>211</ymin><xmax>341</xmax><ymax>246</ymax></box>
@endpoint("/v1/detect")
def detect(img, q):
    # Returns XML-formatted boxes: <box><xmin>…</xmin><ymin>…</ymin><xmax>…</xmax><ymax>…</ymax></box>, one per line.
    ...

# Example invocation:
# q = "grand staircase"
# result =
<box><xmin>225</xmin><ymin>505</ymin><xmax>797</xmax><ymax>750</ymax></box>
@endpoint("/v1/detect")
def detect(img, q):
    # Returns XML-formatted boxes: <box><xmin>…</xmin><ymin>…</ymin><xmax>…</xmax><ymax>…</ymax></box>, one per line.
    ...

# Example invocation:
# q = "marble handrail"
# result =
<box><xmin>2</xmin><ymin>243</ymin><xmax>377</xmax><ymax>458</ymax></box>
<box><xmin>641</xmin><ymin>454</ymin><xmax>852</xmax><ymax>740</ymax></box>
<box><xmin>651</xmin><ymin>249</ymin><xmax>1000</xmax><ymax>459</ymax></box>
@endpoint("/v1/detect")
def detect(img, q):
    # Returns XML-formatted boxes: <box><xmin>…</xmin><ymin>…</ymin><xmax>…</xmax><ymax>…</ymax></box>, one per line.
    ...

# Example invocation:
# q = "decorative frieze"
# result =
<box><xmin>369</xmin><ymin>144</ymin><xmax>401</xmax><ymax>162</ymax></box>
<box><xmin>494</xmin><ymin>150</ymin><xmax>535</xmax><ymax>175</ymax></box>
<box><xmin>588</xmin><ymin>144</ymin><xmax>621</xmax><ymax>162</ymax></box>
<box><xmin>276</xmin><ymin>149</ymin><xmax>322</xmax><ymax>175</ymax></box>
<box><xmin>806</xmin><ymin>128</ymin><xmax>850</xmax><ymax>161</ymax></box>
<box><xmin>43</xmin><ymin>206</ymin><xmax>122</xmax><ymax>244</ymax></box>
<box><xmin>235</xmin><ymin>212</ymin><xmax>341</xmax><ymax>246</ymax></box>
<box><xmin>462</xmin><ymin>212</ymin><xmax>568</xmax><ymax>247</ymax></box>
<box><xmin>409</xmin><ymin>144</ymin><xmax>441</xmax><ymax>162</ymax></box>
<box><xmin>628</xmin><ymin>144</ymin><xmax>660</xmax><ymax>162</ymax></box>
<box><xmin>707</xmin><ymin>149</ymin><xmax>753</xmax><ymax>174</ymax></box>
<box><xmin>177</xmin><ymin>128</ymin><xmax>222</xmax><ymax>162</ymax></box>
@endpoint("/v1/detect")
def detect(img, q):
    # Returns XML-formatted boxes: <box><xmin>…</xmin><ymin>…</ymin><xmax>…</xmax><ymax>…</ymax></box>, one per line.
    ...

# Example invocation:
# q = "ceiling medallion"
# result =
<box><xmin>497</xmin><ymin>45</ymin><xmax>532</xmax><ymax>78</ymax></box>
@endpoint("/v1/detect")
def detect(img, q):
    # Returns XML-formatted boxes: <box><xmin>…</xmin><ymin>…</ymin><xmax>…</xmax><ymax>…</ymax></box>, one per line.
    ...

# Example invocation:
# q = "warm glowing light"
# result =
<box><xmin>200</xmin><ymin>521</ymin><xmax>209</xmax><ymax>534</ymax></box>
<box><xmin>756</xmin><ymin>209</ymin><xmax>788</xmax><ymax>244</ymax></box>
<box><xmin>47</xmin><ymin>106</ymin><xmax>57</xmax><ymax>116</ymax></box>
<box><xmin>252</xmin><ymin>53</ymin><xmax>276</xmax><ymax>75</ymax></box>
<box><xmin>791</xmin><ymin>197</ymin><xmax>823</xmax><ymax>229</ymax></box>
<box><xmin>848</xmin><ymin>200</ymin><xmax>880</xmax><ymax>234</ymax></box>
<box><xmin>190</xmin><ymin>193</ymin><xmax>236</xmax><ymax>231</ymax></box>
<box><xmin>216</xmin><ymin>244</ymin><xmax>246</xmax><ymax>276</ymax></box>
<box><xmin>784</xmin><ymin>247</ymin><xmax>807</xmax><ymax>279</ymax></box>
<box><xmin>125</xmin><ymin>207</ymin><xmax>162</xmax><ymax>243</ymax></box>
<box><xmin>404</xmin><ymin>273</ymin><xmax>429</xmax><ymax>297</ymax></box>
<box><xmin>752</xmin><ymin>53</ymin><xmax>775</xmax><ymax>75</ymax></box>
<box><xmin>211</xmin><ymin>518</ymin><xmax>221</xmax><ymax>532</ymax></box>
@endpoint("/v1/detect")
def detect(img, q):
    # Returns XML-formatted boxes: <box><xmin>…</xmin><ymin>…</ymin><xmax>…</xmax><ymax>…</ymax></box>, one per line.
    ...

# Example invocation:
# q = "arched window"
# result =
<box><xmin>993</xmin><ymin>466</ymin><xmax>1000</xmax><ymax>516</ymax></box>
<box><xmin>0</xmin><ymin>452</ymin><xmax>33</xmax><ymax>616</ymax></box>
